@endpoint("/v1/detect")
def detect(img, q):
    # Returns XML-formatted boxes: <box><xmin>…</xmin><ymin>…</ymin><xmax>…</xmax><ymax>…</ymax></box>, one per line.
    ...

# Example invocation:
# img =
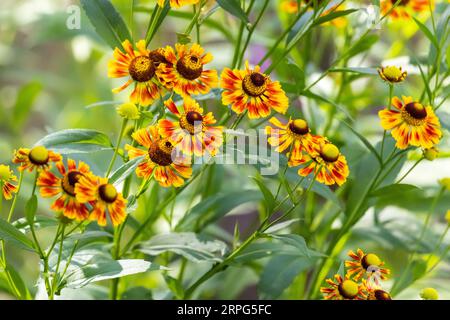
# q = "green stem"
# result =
<box><xmin>145</xmin><ymin>3</ymin><xmax>164</xmax><ymax>46</ymax></box>
<box><xmin>106</xmin><ymin>118</ymin><xmax>128</xmax><ymax>178</ymax></box>
<box><xmin>7</xmin><ymin>171</ymin><xmax>24</xmax><ymax>222</ymax></box>
<box><xmin>184</xmin><ymin>1</ymin><xmax>205</xmax><ymax>35</ymax></box>
<box><xmin>395</xmin><ymin>157</ymin><xmax>423</xmax><ymax>184</ymax></box>
<box><xmin>50</xmin><ymin>223</ymin><xmax>66</xmax><ymax>300</ymax></box>
<box><xmin>380</xmin><ymin>84</ymin><xmax>393</xmax><ymax>160</ymax></box>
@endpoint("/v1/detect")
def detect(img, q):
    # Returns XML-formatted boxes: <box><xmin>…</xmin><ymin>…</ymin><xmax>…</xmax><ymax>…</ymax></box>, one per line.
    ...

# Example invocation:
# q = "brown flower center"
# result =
<box><xmin>62</xmin><ymin>171</ymin><xmax>83</xmax><ymax>197</ymax></box>
<box><xmin>98</xmin><ymin>183</ymin><xmax>118</xmax><ymax>203</ymax></box>
<box><xmin>176</xmin><ymin>55</ymin><xmax>203</xmax><ymax>80</ymax></box>
<box><xmin>401</xmin><ymin>102</ymin><xmax>427</xmax><ymax>126</ymax></box>
<box><xmin>129</xmin><ymin>56</ymin><xmax>155</xmax><ymax>82</ymax></box>
<box><xmin>29</xmin><ymin>146</ymin><xmax>49</xmax><ymax>165</ymax></box>
<box><xmin>374</xmin><ymin>290</ymin><xmax>392</xmax><ymax>300</ymax></box>
<box><xmin>148</xmin><ymin>140</ymin><xmax>174</xmax><ymax>166</ymax></box>
<box><xmin>148</xmin><ymin>48</ymin><xmax>168</xmax><ymax>67</ymax></box>
<box><xmin>320</xmin><ymin>144</ymin><xmax>340</xmax><ymax>163</ymax></box>
<box><xmin>391</xmin><ymin>0</ymin><xmax>409</xmax><ymax>5</ymax></box>
<box><xmin>288</xmin><ymin>119</ymin><xmax>309</xmax><ymax>135</ymax></box>
<box><xmin>242</xmin><ymin>72</ymin><xmax>267</xmax><ymax>97</ymax></box>
<box><xmin>180</xmin><ymin>111</ymin><xmax>203</xmax><ymax>135</ymax></box>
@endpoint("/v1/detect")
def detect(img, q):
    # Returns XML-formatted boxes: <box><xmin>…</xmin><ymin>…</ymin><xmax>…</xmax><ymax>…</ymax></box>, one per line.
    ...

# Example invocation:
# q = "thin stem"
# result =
<box><xmin>380</xmin><ymin>84</ymin><xmax>393</xmax><ymax>159</ymax></box>
<box><xmin>145</xmin><ymin>3</ymin><xmax>164</xmax><ymax>46</ymax></box>
<box><xmin>50</xmin><ymin>223</ymin><xmax>66</xmax><ymax>299</ymax></box>
<box><xmin>106</xmin><ymin>118</ymin><xmax>128</xmax><ymax>178</ymax></box>
<box><xmin>7</xmin><ymin>170</ymin><xmax>24</xmax><ymax>222</ymax></box>
<box><xmin>184</xmin><ymin>1</ymin><xmax>205</xmax><ymax>35</ymax></box>
<box><xmin>395</xmin><ymin>157</ymin><xmax>423</xmax><ymax>184</ymax></box>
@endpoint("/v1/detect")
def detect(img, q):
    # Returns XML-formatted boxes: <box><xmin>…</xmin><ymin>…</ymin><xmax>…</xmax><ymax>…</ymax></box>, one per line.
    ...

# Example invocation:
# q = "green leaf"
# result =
<box><xmin>13</xmin><ymin>216</ymin><xmax>58</xmax><ymax>233</ymax></box>
<box><xmin>164</xmin><ymin>275</ymin><xmax>185</xmax><ymax>299</ymax></box>
<box><xmin>264</xmin><ymin>219</ymin><xmax>299</xmax><ymax>234</ymax></box>
<box><xmin>269</xmin><ymin>234</ymin><xmax>317</xmax><ymax>258</ymax></box>
<box><xmin>413</xmin><ymin>17</ymin><xmax>439</xmax><ymax>48</ymax></box>
<box><xmin>259</xmin><ymin>255</ymin><xmax>314</xmax><ymax>299</ymax></box>
<box><xmin>12</xmin><ymin>81</ymin><xmax>42</xmax><ymax>129</ymax></box>
<box><xmin>175</xmin><ymin>190</ymin><xmax>262</xmax><ymax>232</ymax></box>
<box><xmin>312</xmin><ymin>9</ymin><xmax>358</xmax><ymax>27</ymax></box>
<box><xmin>34</xmin><ymin>129</ymin><xmax>113</xmax><ymax>154</ymax></box>
<box><xmin>80</xmin><ymin>0</ymin><xmax>132</xmax><ymax>50</ymax></box>
<box><xmin>341</xmin><ymin>120</ymin><xmax>383</xmax><ymax>165</ymax></box>
<box><xmin>371</xmin><ymin>184</ymin><xmax>421</xmax><ymax>198</ymax></box>
<box><xmin>109</xmin><ymin>156</ymin><xmax>144</xmax><ymax>185</ymax></box>
<box><xmin>25</xmin><ymin>195</ymin><xmax>38</xmax><ymax>224</ymax></box>
<box><xmin>0</xmin><ymin>218</ymin><xmax>35</xmax><ymax>252</ymax></box>
<box><xmin>345</xmin><ymin>34</ymin><xmax>378</xmax><ymax>59</ymax></box>
<box><xmin>251</xmin><ymin>177</ymin><xmax>275</xmax><ymax>213</ymax></box>
<box><xmin>216</xmin><ymin>0</ymin><xmax>248</xmax><ymax>23</ymax></box>
<box><xmin>413</xmin><ymin>56</ymin><xmax>433</xmax><ymax>105</ymax></box>
<box><xmin>329</xmin><ymin>67</ymin><xmax>378</xmax><ymax>75</ymax></box>
<box><xmin>302</xmin><ymin>90</ymin><xmax>355</xmax><ymax>122</ymax></box>
<box><xmin>138</xmin><ymin>232</ymin><xmax>227</xmax><ymax>262</ymax></box>
<box><xmin>287</xmin><ymin>11</ymin><xmax>314</xmax><ymax>45</ymax></box>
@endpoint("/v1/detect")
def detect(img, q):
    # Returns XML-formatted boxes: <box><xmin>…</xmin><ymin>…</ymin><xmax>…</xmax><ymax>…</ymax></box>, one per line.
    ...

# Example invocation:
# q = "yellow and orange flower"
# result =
<box><xmin>381</xmin><ymin>0</ymin><xmax>431</xmax><ymax>19</ymax></box>
<box><xmin>157</xmin><ymin>43</ymin><xmax>218</xmax><ymax>97</ymax></box>
<box><xmin>265</xmin><ymin>117</ymin><xmax>320</xmax><ymax>161</ymax></box>
<box><xmin>125</xmin><ymin>126</ymin><xmax>192</xmax><ymax>187</ymax></box>
<box><xmin>108</xmin><ymin>39</ymin><xmax>163</xmax><ymax>107</ymax></box>
<box><xmin>321</xmin><ymin>274</ymin><xmax>367</xmax><ymax>300</ymax></box>
<box><xmin>159</xmin><ymin>97</ymin><xmax>224</xmax><ymax>156</ymax></box>
<box><xmin>378</xmin><ymin>66</ymin><xmax>407</xmax><ymax>84</ymax></box>
<box><xmin>13</xmin><ymin>146</ymin><xmax>61</xmax><ymax>172</ymax></box>
<box><xmin>221</xmin><ymin>61</ymin><xmax>288</xmax><ymax>119</ymax></box>
<box><xmin>75</xmin><ymin>175</ymin><xmax>127</xmax><ymax>227</ymax></box>
<box><xmin>281</xmin><ymin>1</ymin><xmax>347</xmax><ymax>27</ymax></box>
<box><xmin>157</xmin><ymin>0</ymin><xmax>200</xmax><ymax>8</ymax></box>
<box><xmin>345</xmin><ymin>249</ymin><xmax>391</xmax><ymax>282</ymax></box>
<box><xmin>37</xmin><ymin>159</ymin><xmax>93</xmax><ymax>221</ymax></box>
<box><xmin>289</xmin><ymin>138</ymin><xmax>349</xmax><ymax>186</ymax></box>
<box><xmin>0</xmin><ymin>165</ymin><xmax>18</xmax><ymax>200</ymax></box>
<box><xmin>366</xmin><ymin>287</ymin><xmax>393</xmax><ymax>300</ymax></box>
<box><xmin>379</xmin><ymin>96</ymin><xmax>442</xmax><ymax>150</ymax></box>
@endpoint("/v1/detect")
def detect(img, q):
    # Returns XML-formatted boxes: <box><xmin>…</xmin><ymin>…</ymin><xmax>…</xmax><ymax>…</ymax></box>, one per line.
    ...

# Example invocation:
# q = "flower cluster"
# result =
<box><xmin>321</xmin><ymin>249</ymin><xmax>392</xmax><ymax>300</ymax></box>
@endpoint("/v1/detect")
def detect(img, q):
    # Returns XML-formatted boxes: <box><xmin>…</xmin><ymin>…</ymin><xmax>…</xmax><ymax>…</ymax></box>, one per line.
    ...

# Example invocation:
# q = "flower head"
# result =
<box><xmin>423</xmin><ymin>146</ymin><xmax>439</xmax><ymax>161</ymax></box>
<box><xmin>379</xmin><ymin>96</ymin><xmax>442</xmax><ymax>150</ymax></box>
<box><xmin>117</xmin><ymin>102</ymin><xmax>140</xmax><ymax>120</ymax></box>
<box><xmin>221</xmin><ymin>61</ymin><xmax>289</xmax><ymax>119</ymax></box>
<box><xmin>159</xmin><ymin>97</ymin><xmax>224</xmax><ymax>156</ymax></box>
<box><xmin>420</xmin><ymin>287</ymin><xmax>439</xmax><ymax>300</ymax></box>
<box><xmin>378</xmin><ymin>66</ymin><xmax>407</xmax><ymax>84</ymax></box>
<box><xmin>345</xmin><ymin>249</ymin><xmax>390</xmax><ymax>282</ymax></box>
<box><xmin>125</xmin><ymin>126</ymin><xmax>193</xmax><ymax>187</ymax></box>
<box><xmin>75</xmin><ymin>175</ymin><xmax>127</xmax><ymax>227</ymax></box>
<box><xmin>321</xmin><ymin>274</ymin><xmax>367</xmax><ymax>300</ymax></box>
<box><xmin>381</xmin><ymin>0</ymin><xmax>432</xmax><ymax>20</ymax></box>
<box><xmin>0</xmin><ymin>164</ymin><xmax>18</xmax><ymax>200</ymax></box>
<box><xmin>289</xmin><ymin>138</ymin><xmax>349</xmax><ymax>186</ymax></box>
<box><xmin>13</xmin><ymin>146</ymin><xmax>61</xmax><ymax>172</ymax></box>
<box><xmin>366</xmin><ymin>288</ymin><xmax>393</xmax><ymax>300</ymax></box>
<box><xmin>157</xmin><ymin>43</ymin><xmax>218</xmax><ymax>97</ymax></box>
<box><xmin>37</xmin><ymin>159</ymin><xmax>93</xmax><ymax>221</ymax></box>
<box><xmin>157</xmin><ymin>0</ymin><xmax>200</xmax><ymax>8</ymax></box>
<box><xmin>108</xmin><ymin>40</ymin><xmax>163</xmax><ymax>107</ymax></box>
<box><xmin>265</xmin><ymin>117</ymin><xmax>320</xmax><ymax>161</ymax></box>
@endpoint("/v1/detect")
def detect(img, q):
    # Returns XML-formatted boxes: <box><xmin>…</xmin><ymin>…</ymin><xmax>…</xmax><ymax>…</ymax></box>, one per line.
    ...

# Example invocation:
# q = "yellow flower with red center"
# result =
<box><xmin>378</xmin><ymin>66</ymin><xmax>407</xmax><ymax>84</ymax></box>
<box><xmin>108</xmin><ymin>39</ymin><xmax>163</xmax><ymax>107</ymax></box>
<box><xmin>13</xmin><ymin>146</ymin><xmax>61</xmax><ymax>172</ymax></box>
<box><xmin>220</xmin><ymin>61</ymin><xmax>288</xmax><ymax>119</ymax></box>
<box><xmin>75</xmin><ymin>176</ymin><xmax>127</xmax><ymax>227</ymax></box>
<box><xmin>125</xmin><ymin>126</ymin><xmax>193</xmax><ymax>187</ymax></box>
<box><xmin>289</xmin><ymin>138</ymin><xmax>349</xmax><ymax>186</ymax></box>
<box><xmin>379</xmin><ymin>96</ymin><xmax>442</xmax><ymax>150</ymax></box>
<box><xmin>345</xmin><ymin>249</ymin><xmax>391</xmax><ymax>282</ymax></box>
<box><xmin>381</xmin><ymin>0</ymin><xmax>432</xmax><ymax>19</ymax></box>
<box><xmin>157</xmin><ymin>0</ymin><xmax>200</xmax><ymax>8</ymax></box>
<box><xmin>37</xmin><ymin>159</ymin><xmax>93</xmax><ymax>221</ymax></box>
<box><xmin>157</xmin><ymin>43</ymin><xmax>218</xmax><ymax>97</ymax></box>
<box><xmin>158</xmin><ymin>97</ymin><xmax>224</xmax><ymax>157</ymax></box>
<box><xmin>320</xmin><ymin>274</ymin><xmax>367</xmax><ymax>300</ymax></box>
<box><xmin>265</xmin><ymin>117</ymin><xmax>320</xmax><ymax>161</ymax></box>
<box><xmin>0</xmin><ymin>165</ymin><xmax>18</xmax><ymax>200</ymax></box>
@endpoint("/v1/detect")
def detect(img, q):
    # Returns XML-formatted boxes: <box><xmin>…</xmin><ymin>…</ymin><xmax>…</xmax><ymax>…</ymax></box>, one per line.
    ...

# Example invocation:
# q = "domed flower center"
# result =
<box><xmin>62</xmin><ymin>171</ymin><xmax>83</xmax><ymax>196</ymax></box>
<box><xmin>148</xmin><ymin>48</ymin><xmax>168</xmax><ymax>67</ymax></box>
<box><xmin>374</xmin><ymin>290</ymin><xmax>392</xmax><ymax>300</ymax></box>
<box><xmin>404</xmin><ymin>102</ymin><xmax>427</xmax><ymax>119</ymax></box>
<box><xmin>391</xmin><ymin>0</ymin><xmax>410</xmax><ymax>5</ymax></box>
<box><xmin>0</xmin><ymin>165</ymin><xmax>11</xmax><ymax>181</ymax></box>
<box><xmin>180</xmin><ymin>111</ymin><xmax>203</xmax><ymax>135</ymax></box>
<box><xmin>289</xmin><ymin>119</ymin><xmax>309</xmax><ymax>135</ymax></box>
<box><xmin>98</xmin><ymin>183</ymin><xmax>118</xmax><ymax>203</ymax></box>
<box><xmin>129</xmin><ymin>56</ymin><xmax>155</xmax><ymax>82</ymax></box>
<box><xmin>320</xmin><ymin>144</ymin><xmax>340</xmax><ymax>163</ymax></box>
<box><xmin>29</xmin><ymin>146</ymin><xmax>49</xmax><ymax>165</ymax></box>
<box><xmin>382</xmin><ymin>66</ymin><xmax>403</xmax><ymax>80</ymax></box>
<box><xmin>176</xmin><ymin>55</ymin><xmax>203</xmax><ymax>80</ymax></box>
<box><xmin>242</xmin><ymin>72</ymin><xmax>267</xmax><ymax>97</ymax></box>
<box><xmin>148</xmin><ymin>140</ymin><xmax>174</xmax><ymax>166</ymax></box>
<box><xmin>338</xmin><ymin>280</ymin><xmax>359</xmax><ymax>299</ymax></box>
<box><xmin>362</xmin><ymin>253</ymin><xmax>381</xmax><ymax>269</ymax></box>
